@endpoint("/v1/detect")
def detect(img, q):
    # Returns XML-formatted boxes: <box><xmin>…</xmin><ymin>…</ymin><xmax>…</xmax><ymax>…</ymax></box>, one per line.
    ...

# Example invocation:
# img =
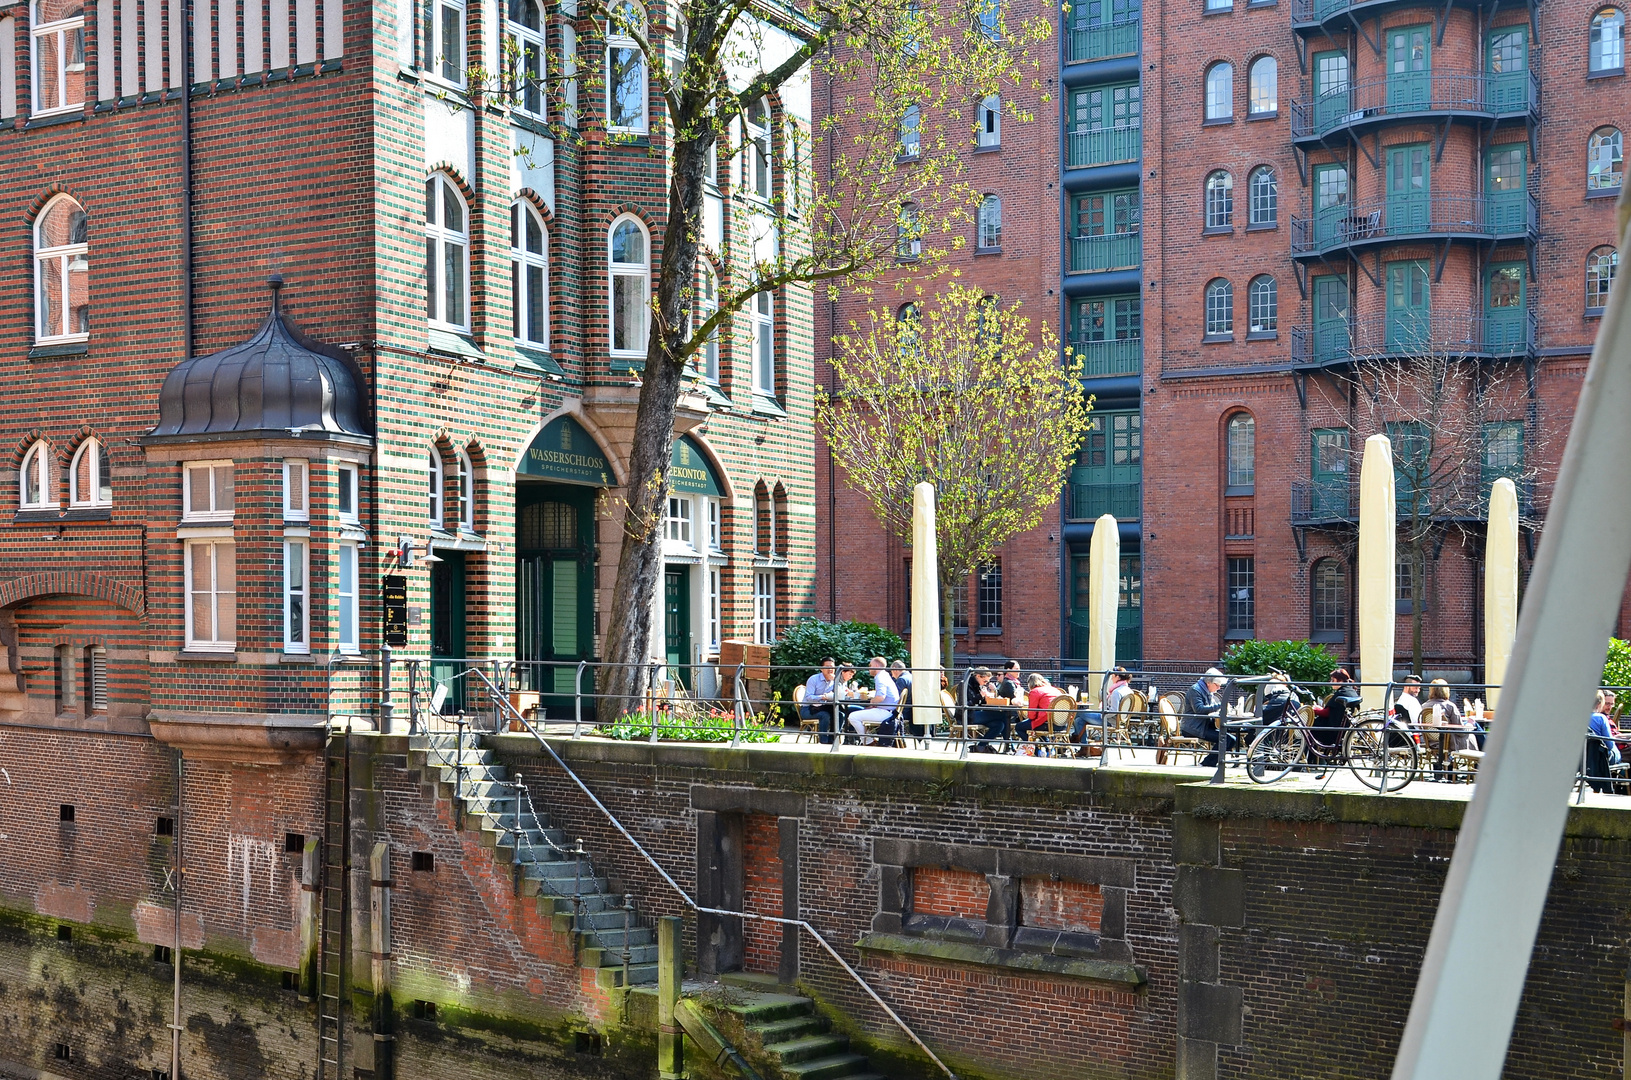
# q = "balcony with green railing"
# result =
<box><xmin>1067</xmin><ymin>17</ymin><xmax>1140</xmax><ymax>63</ymax></box>
<box><xmin>1066</xmin><ymin>124</ymin><xmax>1141</xmax><ymax>169</ymax></box>
<box><xmin>1067</xmin><ymin>334</ymin><xmax>1142</xmax><ymax>377</ymax></box>
<box><xmin>1069</xmin><ymin>230</ymin><xmax>1141</xmax><ymax>273</ymax></box>
<box><xmin>1069</xmin><ymin>481</ymin><xmax>1140</xmax><ymax>521</ymax></box>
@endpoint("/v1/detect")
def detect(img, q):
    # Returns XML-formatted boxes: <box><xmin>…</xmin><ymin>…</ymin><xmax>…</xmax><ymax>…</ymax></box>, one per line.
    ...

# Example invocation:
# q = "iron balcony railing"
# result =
<box><xmin>1289</xmin><ymin>71</ymin><xmax>1540</xmax><ymax>140</ymax></box>
<box><xmin>1291</xmin><ymin>476</ymin><xmax>1535</xmax><ymax>525</ymax></box>
<box><xmin>1293</xmin><ymin>0</ymin><xmax>1542</xmax><ymax>24</ymax></box>
<box><xmin>1066</xmin><ymin>16</ymin><xmax>1140</xmax><ymax>62</ymax></box>
<box><xmin>1069</xmin><ymin>480</ymin><xmax>1140</xmax><ymax>521</ymax></box>
<box><xmin>1067</xmin><ymin>334</ymin><xmax>1142</xmax><ymax>376</ymax></box>
<box><xmin>1070</xmin><ymin>230</ymin><xmax>1141</xmax><ymax>273</ymax></box>
<box><xmin>1067</xmin><ymin>622</ymin><xmax>1143</xmax><ymax>663</ymax></box>
<box><xmin>1289</xmin><ymin>309</ymin><xmax>1538</xmax><ymax>366</ymax></box>
<box><xmin>1066</xmin><ymin>124</ymin><xmax>1141</xmax><ymax>168</ymax></box>
<box><xmin>1290</xmin><ymin>192</ymin><xmax>1537</xmax><ymax>256</ymax></box>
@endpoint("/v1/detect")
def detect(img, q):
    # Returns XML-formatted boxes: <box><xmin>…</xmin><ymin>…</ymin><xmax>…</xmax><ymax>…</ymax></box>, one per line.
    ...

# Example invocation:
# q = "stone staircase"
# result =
<box><xmin>709</xmin><ymin>973</ymin><xmax>891</xmax><ymax>1080</ymax></box>
<box><xmin>410</xmin><ymin>732</ymin><xmax>659</xmax><ymax>988</ymax></box>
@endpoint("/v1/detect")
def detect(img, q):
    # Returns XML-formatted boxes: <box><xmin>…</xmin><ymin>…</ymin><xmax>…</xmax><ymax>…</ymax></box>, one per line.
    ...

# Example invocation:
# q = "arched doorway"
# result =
<box><xmin>516</xmin><ymin>416</ymin><xmax>611</xmax><ymax>713</ymax></box>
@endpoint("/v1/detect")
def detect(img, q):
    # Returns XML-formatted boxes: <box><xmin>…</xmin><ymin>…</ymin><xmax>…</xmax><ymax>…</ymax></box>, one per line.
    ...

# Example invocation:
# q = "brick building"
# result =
<box><xmin>818</xmin><ymin>0</ymin><xmax>1627</xmax><ymax>675</ymax></box>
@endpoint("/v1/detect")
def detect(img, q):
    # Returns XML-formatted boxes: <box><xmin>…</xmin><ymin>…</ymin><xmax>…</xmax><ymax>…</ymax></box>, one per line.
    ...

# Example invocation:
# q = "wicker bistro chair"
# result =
<box><xmin>1027</xmin><ymin>694</ymin><xmax>1077</xmax><ymax>757</ymax></box>
<box><xmin>1155</xmin><ymin>694</ymin><xmax>1212</xmax><ymax>766</ymax></box>
<box><xmin>793</xmin><ymin>684</ymin><xmax>817</xmax><ymax>743</ymax></box>
<box><xmin>1102</xmin><ymin>690</ymin><xmax>1148</xmax><ymax>760</ymax></box>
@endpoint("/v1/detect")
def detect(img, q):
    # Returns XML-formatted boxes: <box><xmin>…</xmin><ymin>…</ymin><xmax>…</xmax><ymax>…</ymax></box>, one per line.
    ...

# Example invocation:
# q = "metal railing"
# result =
<box><xmin>1067</xmin><ymin>335</ymin><xmax>1142</xmax><ymax>377</ymax></box>
<box><xmin>1066</xmin><ymin>124</ymin><xmax>1140</xmax><ymax>169</ymax></box>
<box><xmin>1289</xmin><ymin>309</ymin><xmax>1538</xmax><ymax>366</ymax></box>
<box><xmin>1066</xmin><ymin>16</ymin><xmax>1139</xmax><ymax>62</ymax></box>
<box><xmin>1290</xmin><ymin>193</ymin><xmax>1537</xmax><ymax>255</ymax></box>
<box><xmin>1070</xmin><ymin>230</ymin><xmax>1141</xmax><ymax>273</ymax></box>
<box><xmin>1068</xmin><ymin>480</ymin><xmax>1140</xmax><ymax>520</ymax></box>
<box><xmin>1290</xmin><ymin>476</ymin><xmax>1536</xmax><ymax>525</ymax></box>
<box><xmin>1288</xmin><ymin>71</ymin><xmax>1540</xmax><ymax>140</ymax></box>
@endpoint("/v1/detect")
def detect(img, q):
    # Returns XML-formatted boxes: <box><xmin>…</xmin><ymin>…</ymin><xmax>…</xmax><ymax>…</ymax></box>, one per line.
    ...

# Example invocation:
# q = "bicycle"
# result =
<box><xmin>1246</xmin><ymin>703</ymin><xmax>1420</xmax><ymax>792</ymax></box>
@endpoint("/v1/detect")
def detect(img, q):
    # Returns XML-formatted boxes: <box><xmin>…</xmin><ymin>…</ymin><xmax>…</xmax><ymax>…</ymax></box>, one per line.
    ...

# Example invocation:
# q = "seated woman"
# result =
<box><xmin>1311</xmin><ymin>668</ymin><xmax>1361</xmax><ymax>749</ymax></box>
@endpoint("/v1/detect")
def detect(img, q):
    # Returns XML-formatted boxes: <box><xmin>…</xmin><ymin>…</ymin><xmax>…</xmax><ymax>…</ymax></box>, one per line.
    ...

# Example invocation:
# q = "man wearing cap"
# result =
<box><xmin>1182</xmin><ymin>668</ymin><xmax>1230</xmax><ymax>767</ymax></box>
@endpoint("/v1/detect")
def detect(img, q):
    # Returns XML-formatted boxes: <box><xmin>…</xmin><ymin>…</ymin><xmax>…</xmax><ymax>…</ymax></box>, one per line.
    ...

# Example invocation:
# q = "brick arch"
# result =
<box><xmin>426</xmin><ymin>164</ymin><xmax>475</xmax><ymax>203</ymax></box>
<box><xmin>513</xmin><ymin>188</ymin><xmax>554</xmax><ymax>226</ymax></box>
<box><xmin>26</xmin><ymin>186</ymin><xmax>85</xmax><ymax>225</ymax></box>
<box><xmin>0</xmin><ymin>572</ymin><xmax>144</xmax><ymax>617</ymax></box>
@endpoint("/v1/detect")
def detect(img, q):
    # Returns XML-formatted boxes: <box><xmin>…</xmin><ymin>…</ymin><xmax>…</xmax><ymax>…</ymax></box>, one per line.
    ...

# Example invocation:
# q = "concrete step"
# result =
<box><xmin>781</xmin><ymin>1053</ymin><xmax>872</xmax><ymax>1080</ymax></box>
<box><xmin>579</xmin><ymin>942</ymin><xmax>660</xmax><ymax>967</ymax></box>
<box><xmin>596</xmin><ymin>962</ymin><xmax>659</xmax><ymax>988</ymax></box>
<box><xmin>586</xmin><ymin>926</ymin><xmax>654</xmax><ymax>949</ymax></box>
<box><xmin>725</xmin><ymin>993</ymin><xmax>816</xmax><ymax>1024</ymax></box>
<box><xmin>749</xmin><ymin>1015</ymin><xmax>828</xmax><ymax>1045</ymax></box>
<box><xmin>766</xmin><ymin>1034</ymin><xmax>850</xmax><ymax>1065</ymax></box>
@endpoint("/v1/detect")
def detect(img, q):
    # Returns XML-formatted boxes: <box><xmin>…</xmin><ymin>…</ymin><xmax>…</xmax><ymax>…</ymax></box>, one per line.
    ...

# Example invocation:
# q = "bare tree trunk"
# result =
<box><xmin>1411</xmin><ymin>533</ymin><xmax>1425</xmax><ymax>676</ymax></box>
<box><xmin>940</xmin><ymin>574</ymin><xmax>955</xmax><ymax>678</ymax></box>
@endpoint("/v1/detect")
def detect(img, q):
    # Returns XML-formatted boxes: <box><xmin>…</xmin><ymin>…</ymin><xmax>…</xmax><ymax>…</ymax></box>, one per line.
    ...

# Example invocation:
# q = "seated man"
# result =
<box><xmin>966</xmin><ymin>667</ymin><xmax>1007</xmax><ymax>752</ymax></box>
<box><xmin>1181</xmin><ymin>668</ymin><xmax>1230</xmax><ymax>767</ymax></box>
<box><xmin>802</xmin><ymin>658</ymin><xmax>840</xmax><ymax>745</ymax></box>
<box><xmin>849</xmin><ymin>657</ymin><xmax>900</xmax><ymax>744</ymax></box>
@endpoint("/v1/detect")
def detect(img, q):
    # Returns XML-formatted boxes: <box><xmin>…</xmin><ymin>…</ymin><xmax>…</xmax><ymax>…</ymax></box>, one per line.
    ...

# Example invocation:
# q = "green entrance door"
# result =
<box><xmin>1387</xmin><ymin>145</ymin><xmax>1430</xmax><ymax>235</ymax></box>
<box><xmin>1313</xmin><ymin>164</ymin><xmax>1350</xmax><ymax>248</ymax></box>
<box><xmin>1485</xmin><ymin>144</ymin><xmax>1527</xmax><ymax>233</ymax></box>
<box><xmin>1485</xmin><ymin>27</ymin><xmax>1528</xmax><ymax>111</ymax></box>
<box><xmin>1312</xmin><ymin>275</ymin><xmax>1349</xmax><ymax>363</ymax></box>
<box><xmin>1485</xmin><ymin>263</ymin><xmax>1526</xmax><ymax>352</ymax></box>
<box><xmin>1068</xmin><ymin>551</ymin><xmax>1143</xmax><ymax>662</ymax></box>
<box><xmin>517</xmin><ymin>485</ymin><xmax>597</xmax><ymax>707</ymax></box>
<box><xmin>1313</xmin><ymin>51</ymin><xmax>1351</xmax><ymax>135</ymax></box>
<box><xmin>1311</xmin><ymin>428</ymin><xmax>1350</xmax><ymax>518</ymax></box>
<box><xmin>664</xmin><ymin>568</ymin><xmax>692</xmax><ymax>689</ymax></box>
<box><xmin>1387</xmin><ymin>26</ymin><xmax>1431</xmax><ymax>111</ymax></box>
<box><xmin>430</xmin><ymin>552</ymin><xmax>468</xmax><ymax>714</ymax></box>
<box><xmin>1386</xmin><ymin>260</ymin><xmax>1431</xmax><ymax>349</ymax></box>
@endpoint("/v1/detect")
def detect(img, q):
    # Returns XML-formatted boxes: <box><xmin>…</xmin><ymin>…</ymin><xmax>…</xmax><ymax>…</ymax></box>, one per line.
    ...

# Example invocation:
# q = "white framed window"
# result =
<box><xmin>455</xmin><ymin>447</ymin><xmax>476</xmax><ymax>531</ymax></box>
<box><xmin>974</xmin><ymin>0</ymin><xmax>999</xmax><ymax>40</ymax></box>
<box><xmin>977</xmin><ymin>94</ymin><xmax>1000</xmax><ymax>147</ymax></box>
<box><xmin>1248</xmin><ymin>274</ymin><xmax>1278</xmax><ymax>333</ymax></box>
<box><xmin>744</xmin><ymin>97</ymin><xmax>771</xmax><ymax>199</ymax></box>
<box><xmin>606</xmin><ymin>0</ymin><xmax>647</xmax><ymax>132</ymax></box>
<box><xmin>609</xmin><ymin>216</ymin><xmax>650</xmax><ymax>357</ymax></box>
<box><xmin>19</xmin><ymin>440</ymin><xmax>53</xmax><ymax>510</ymax></box>
<box><xmin>283</xmin><ymin>459</ymin><xmax>310</xmax><ymax>521</ymax></box>
<box><xmin>697</xmin><ymin>265</ymin><xmax>719</xmax><ymax>382</ymax></box>
<box><xmin>560</xmin><ymin>23</ymin><xmax>578</xmax><ymax>126</ymax></box>
<box><xmin>666</xmin><ymin>495</ymin><xmax>693</xmax><ymax>544</ymax></box>
<box><xmin>753</xmin><ymin>570</ymin><xmax>776</xmax><ymax>644</ymax></box>
<box><xmin>1248</xmin><ymin>165</ymin><xmax>1278</xmax><ymax>225</ymax></box>
<box><xmin>1248</xmin><ymin>55</ymin><xmax>1277</xmax><ymax>115</ymax></box>
<box><xmin>31</xmin><ymin>0</ymin><xmax>84</xmax><ymax>116</ymax></box>
<box><xmin>1205</xmin><ymin>278</ymin><xmax>1234</xmax><ymax>336</ymax></box>
<box><xmin>978</xmin><ymin>194</ymin><xmax>1001</xmax><ymax>249</ymax></box>
<box><xmin>428</xmin><ymin>451</ymin><xmax>445</xmax><ymax>526</ymax></box>
<box><xmin>428</xmin><ymin>0</ymin><xmax>466</xmax><ymax>83</ymax></box>
<box><xmin>899</xmin><ymin>102</ymin><xmax>921</xmax><ymax>158</ymax></box>
<box><xmin>896</xmin><ymin>201</ymin><xmax>922</xmax><ymax>259</ymax></box>
<box><xmin>337</xmin><ymin>464</ymin><xmax>359</xmax><ymax>523</ymax></box>
<box><xmin>68</xmin><ymin>438</ymin><xmax>109</xmax><ymax>508</ymax></box>
<box><xmin>1205</xmin><ymin>61</ymin><xmax>1233</xmax><ymax>121</ymax></box>
<box><xmin>752</xmin><ymin>291</ymin><xmax>774</xmax><ymax>394</ymax></box>
<box><xmin>284</xmin><ymin>539</ymin><xmax>309</xmax><ymax>653</ymax></box>
<box><xmin>1590</xmin><ymin>127</ymin><xmax>1623</xmax><ymax>190</ymax></box>
<box><xmin>184</xmin><ymin>540</ymin><xmax>237</xmax><ymax>651</ymax></box>
<box><xmin>182</xmin><ymin>462</ymin><xmax>234</xmax><ymax>522</ymax></box>
<box><xmin>705</xmin><ymin>497</ymin><xmax>721</xmax><ymax>550</ymax></box>
<box><xmin>1591</xmin><ymin>7</ymin><xmax>1624</xmax><ymax>72</ymax></box>
<box><xmin>426</xmin><ymin>174</ymin><xmax>470</xmax><ymax>330</ymax></box>
<box><xmin>34</xmin><ymin>194</ymin><xmax>88</xmax><ymax>344</ymax></box>
<box><xmin>338</xmin><ymin>542</ymin><xmax>359</xmax><ymax>652</ymax></box>
<box><xmin>512</xmin><ymin>201</ymin><xmax>550</xmax><ymax>348</ymax></box>
<box><xmin>505</xmin><ymin>0</ymin><xmax>545</xmax><ymax>117</ymax></box>
<box><xmin>1205</xmin><ymin>170</ymin><xmax>1233</xmax><ymax>229</ymax></box>
<box><xmin>706</xmin><ymin>566</ymin><xmax>721</xmax><ymax>653</ymax></box>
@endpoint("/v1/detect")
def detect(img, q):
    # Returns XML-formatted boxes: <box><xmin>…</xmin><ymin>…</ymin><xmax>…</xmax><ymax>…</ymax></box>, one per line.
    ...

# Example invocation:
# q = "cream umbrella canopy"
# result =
<box><xmin>910</xmin><ymin>482</ymin><xmax>941</xmax><ymax>735</ymax></box>
<box><xmin>1357</xmin><ymin>434</ymin><xmax>1397</xmax><ymax>712</ymax></box>
<box><xmin>1484</xmin><ymin>477</ymin><xmax>1519</xmax><ymax>710</ymax></box>
<box><xmin>1086</xmin><ymin>515</ymin><xmax>1119</xmax><ymax>705</ymax></box>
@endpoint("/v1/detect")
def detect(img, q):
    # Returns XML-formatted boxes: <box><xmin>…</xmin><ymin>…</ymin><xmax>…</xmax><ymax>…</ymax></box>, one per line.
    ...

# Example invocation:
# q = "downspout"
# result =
<box><xmin>181</xmin><ymin>0</ymin><xmax>193</xmax><ymax>361</ymax></box>
<box><xmin>170</xmin><ymin>751</ymin><xmax>185</xmax><ymax>1080</ymax></box>
<box><xmin>825</xmin><ymin>70</ymin><xmax>836</xmax><ymax>622</ymax></box>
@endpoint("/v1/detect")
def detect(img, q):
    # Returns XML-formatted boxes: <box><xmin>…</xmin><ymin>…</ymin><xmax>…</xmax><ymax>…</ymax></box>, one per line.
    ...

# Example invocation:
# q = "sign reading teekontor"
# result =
<box><xmin>520</xmin><ymin>416</ymin><xmax>613</xmax><ymax>486</ymax></box>
<box><xmin>669</xmin><ymin>435</ymin><xmax>722</xmax><ymax>496</ymax></box>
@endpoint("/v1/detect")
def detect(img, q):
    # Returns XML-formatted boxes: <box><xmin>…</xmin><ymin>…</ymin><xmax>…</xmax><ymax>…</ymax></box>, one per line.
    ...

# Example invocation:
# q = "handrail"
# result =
<box><xmin>459</xmin><ymin>664</ymin><xmax>960</xmax><ymax>1080</ymax></box>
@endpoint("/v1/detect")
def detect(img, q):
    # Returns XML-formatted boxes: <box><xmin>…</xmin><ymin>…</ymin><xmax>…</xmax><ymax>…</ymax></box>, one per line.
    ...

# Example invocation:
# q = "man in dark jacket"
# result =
<box><xmin>1182</xmin><ymin>668</ymin><xmax>1230</xmax><ymax>767</ymax></box>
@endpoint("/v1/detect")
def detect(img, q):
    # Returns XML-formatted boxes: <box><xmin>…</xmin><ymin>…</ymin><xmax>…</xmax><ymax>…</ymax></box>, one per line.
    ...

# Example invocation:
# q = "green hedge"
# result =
<box><xmin>1220</xmin><ymin>639</ymin><xmax>1340</xmax><ymax>695</ymax></box>
<box><xmin>768</xmin><ymin>619</ymin><xmax>908</xmax><ymax>718</ymax></box>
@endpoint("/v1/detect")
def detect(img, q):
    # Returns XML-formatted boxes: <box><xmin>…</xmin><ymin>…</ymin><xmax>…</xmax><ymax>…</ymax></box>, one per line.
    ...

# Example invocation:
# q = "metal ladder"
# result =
<box><xmin>316</xmin><ymin>731</ymin><xmax>349</xmax><ymax>1078</ymax></box>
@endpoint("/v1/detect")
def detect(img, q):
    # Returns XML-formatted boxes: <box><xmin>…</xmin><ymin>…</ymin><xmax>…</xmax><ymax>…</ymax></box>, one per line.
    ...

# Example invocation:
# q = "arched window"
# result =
<box><xmin>1204</xmin><ymin>170</ymin><xmax>1233</xmax><ymax>229</ymax></box>
<box><xmin>1248</xmin><ymin>275</ymin><xmax>1277</xmax><ymax>334</ymax></box>
<box><xmin>896</xmin><ymin>201</ymin><xmax>922</xmax><ymax>259</ymax></box>
<box><xmin>896</xmin><ymin>301</ymin><xmax>923</xmax><ymax>358</ymax></box>
<box><xmin>899</xmin><ymin>102</ymin><xmax>921</xmax><ymax>158</ymax></box>
<box><xmin>1226</xmin><ymin>413</ymin><xmax>1255</xmax><ymax>491</ymax></box>
<box><xmin>978</xmin><ymin>194</ymin><xmax>1002</xmax><ymax>249</ymax></box>
<box><xmin>696</xmin><ymin>265</ymin><xmax>719</xmax><ymax>381</ymax></box>
<box><xmin>428</xmin><ymin>450</ymin><xmax>444</xmax><ymax>526</ymax></box>
<box><xmin>19</xmin><ymin>441</ymin><xmax>52</xmax><ymax>509</ymax></box>
<box><xmin>1311</xmin><ymin>558</ymin><xmax>1347</xmax><ymax>639</ymax></box>
<box><xmin>1205</xmin><ymin>62</ymin><xmax>1233</xmax><ymax>121</ymax></box>
<box><xmin>511</xmin><ymin>201</ymin><xmax>549</xmax><ymax>348</ymax></box>
<box><xmin>606</xmin><ymin>0</ymin><xmax>647</xmax><ymax>132</ymax></box>
<box><xmin>31</xmin><ymin>0</ymin><xmax>84</xmax><ymax>115</ymax></box>
<box><xmin>425</xmin><ymin>175</ymin><xmax>469</xmax><ymax>329</ymax></box>
<box><xmin>1248</xmin><ymin>165</ymin><xmax>1277</xmax><ymax>225</ymax></box>
<box><xmin>69</xmin><ymin>438</ymin><xmax>109</xmax><ymax>507</ymax></box>
<box><xmin>505</xmin><ymin>0</ymin><xmax>544</xmax><ymax>117</ymax></box>
<box><xmin>745</xmin><ymin>96</ymin><xmax>772</xmax><ymax>198</ymax></box>
<box><xmin>900</xmin><ymin>0</ymin><xmax>922</xmax><ymax>58</ymax></box>
<box><xmin>609</xmin><ymin>215</ymin><xmax>650</xmax><ymax>356</ymax></box>
<box><xmin>1589</xmin><ymin>127</ymin><xmax>1623</xmax><ymax>191</ymax></box>
<box><xmin>35</xmin><ymin>193</ymin><xmax>88</xmax><ymax>343</ymax></box>
<box><xmin>1591</xmin><ymin>7</ymin><xmax>1624</xmax><ymax>72</ymax></box>
<box><xmin>455</xmin><ymin>447</ymin><xmax>475</xmax><ymax>531</ymax></box>
<box><xmin>1205</xmin><ymin>278</ymin><xmax>1233</xmax><ymax>336</ymax></box>
<box><xmin>752</xmin><ymin>291</ymin><xmax>775</xmax><ymax>393</ymax></box>
<box><xmin>1587</xmin><ymin>245</ymin><xmax>1618</xmax><ymax>311</ymax></box>
<box><xmin>1248</xmin><ymin>56</ymin><xmax>1277</xmax><ymax>115</ymax></box>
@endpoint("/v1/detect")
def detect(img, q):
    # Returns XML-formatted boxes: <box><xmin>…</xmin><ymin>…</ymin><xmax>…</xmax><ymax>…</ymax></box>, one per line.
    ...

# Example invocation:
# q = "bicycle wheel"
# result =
<box><xmin>1246</xmin><ymin>723</ymin><xmax>1306</xmax><ymax>784</ymax></box>
<box><xmin>1344</xmin><ymin>720</ymin><xmax>1419</xmax><ymax>792</ymax></box>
